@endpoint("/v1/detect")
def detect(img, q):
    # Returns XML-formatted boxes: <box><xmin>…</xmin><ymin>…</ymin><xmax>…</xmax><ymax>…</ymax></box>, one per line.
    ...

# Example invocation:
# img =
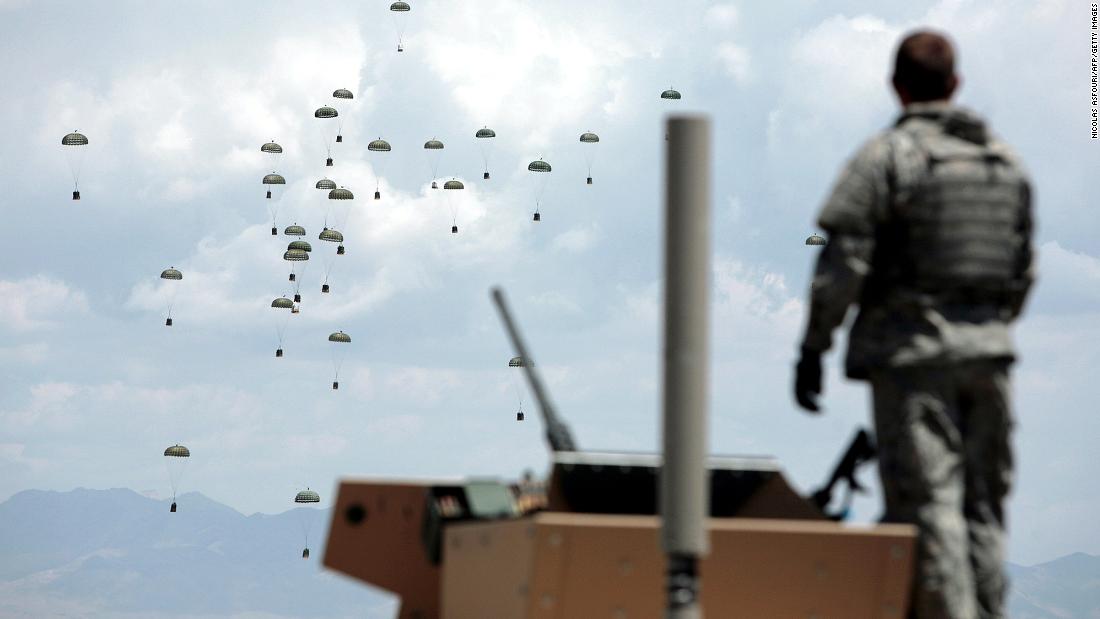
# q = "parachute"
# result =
<box><xmin>475</xmin><ymin>127</ymin><xmax>496</xmax><ymax>179</ymax></box>
<box><xmin>160</xmin><ymin>268</ymin><xmax>182</xmax><ymax>326</ymax></box>
<box><xmin>163</xmin><ymin>444</ymin><xmax>190</xmax><ymax>512</ymax></box>
<box><xmin>367</xmin><ymin>139</ymin><xmax>391</xmax><ymax>200</ymax></box>
<box><xmin>315</xmin><ymin>106</ymin><xmax>339</xmax><ymax>167</ymax></box>
<box><xmin>261</xmin><ymin>140</ymin><xmax>283</xmax><ymax>175</ymax></box>
<box><xmin>579</xmin><ymin>132</ymin><xmax>599</xmax><ymax>185</ymax></box>
<box><xmin>443</xmin><ymin>179</ymin><xmax>464</xmax><ymax>233</ymax></box>
<box><xmin>424</xmin><ymin>139</ymin><xmax>444</xmax><ymax>189</ymax></box>
<box><xmin>62</xmin><ymin>131</ymin><xmax>89</xmax><ymax>200</ymax></box>
<box><xmin>328</xmin><ymin>331</ymin><xmax>351</xmax><ymax>390</ymax></box>
<box><xmin>508</xmin><ymin>356</ymin><xmax>532</xmax><ymax>421</ymax></box>
<box><xmin>661</xmin><ymin>89</ymin><xmax>681</xmax><ymax>140</ymax></box>
<box><xmin>283</xmin><ymin>247</ymin><xmax>309</xmax><ymax>303</ymax></box>
<box><xmin>331</xmin><ymin>89</ymin><xmax>354</xmax><ymax>143</ymax></box>
<box><xmin>527</xmin><ymin>159</ymin><xmax>552</xmax><ymax>221</ymax></box>
<box><xmin>805</xmin><ymin>233</ymin><xmax>827</xmax><ymax>246</ymax></box>
<box><xmin>319</xmin><ymin>227</ymin><xmax>345</xmax><ymax>292</ymax></box>
<box><xmin>272</xmin><ymin>296</ymin><xmax>294</xmax><ymax>357</ymax></box>
<box><xmin>389</xmin><ymin>2</ymin><xmax>411</xmax><ymax>52</ymax></box>
<box><xmin>263</xmin><ymin>173</ymin><xmax>287</xmax><ymax>235</ymax></box>
<box><xmin>294</xmin><ymin>489</ymin><xmax>321</xmax><ymax>559</ymax></box>
<box><xmin>316</xmin><ymin>178</ymin><xmax>337</xmax><ymax>190</ymax></box>
<box><xmin>284</xmin><ymin>224</ymin><xmax>306</xmax><ymax>237</ymax></box>
<box><xmin>325</xmin><ymin>186</ymin><xmax>352</xmax><ymax>229</ymax></box>
<box><xmin>319</xmin><ymin>228</ymin><xmax>344</xmax><ymax>243</ymax></box>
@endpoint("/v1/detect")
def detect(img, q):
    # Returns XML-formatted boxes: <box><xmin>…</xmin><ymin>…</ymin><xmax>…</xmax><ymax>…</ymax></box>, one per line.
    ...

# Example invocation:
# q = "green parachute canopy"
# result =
<box><xmin>328</xmin><ymin>331</ymin><xmax>351</xmax><ymax>343</ymax></box>
<box><xmin>424</xmin><ymin>139</ymin><xmax>444</xmax><ymax>150</ymax></box>
<box><xmin>527</xmin><ymin>159</ymin><xmax>551</xmax><ymax>173</ymax></box>
<box><xmin>272</xmin><ymin>297</ymin><xmax>294</xmax><ymax>309</ymax></box>
<box><xmin>319</xmin><ymin>228</ymin><xmax>344</xmax><ymax>243</ymax></box>
<box><xmin>508</xmin><ymin>356</ymin><xmax>533</xmax><ymax>368</ymax></box>
<box><xmin>315</xmin><ymin>106</ymin><xmax>338</xmax><ymax>119</ymax></box>
<box><xmin>443</xmin><ymin>179</ymin><xmax>464</xmax><ymax>190</ymax></box>
<box><xmin>475</xmin><ymin>127</ymin><xmax>496</xmax><ymax>139</ymax></box>
<box><xmin>332</xmin><ymin>89</ymin><xmax>353</xmax><ymax>100</ymax></box>
<box><xmin>62</xmin><ymin>132</ymin><xmax>89</xmax><ymax>146</ymax></box>
<box><xmin>164</xmin><ymin>445</ymin><xmax>190</xmax><ymax>457</ymax></box>
<box><xmin>579</xmin><ymin>132</ymin><xmax>600</xmax><ymax>143</ymax></box>
<box><xmin>390</xmin><ymin>1</ymin><xmax>410</xmax><ymax>11</ymax></box>
<box><xmin>261</xmin><ymin>141</ymin><xmax>283</xmax><ymax>154</ymax></box>
<box><xmin>283</xmin><ymin>249</ymin><xmax>309</xmax><ymax>261</ymax></box>
<box><xmin>263</xmin><ymin>173</ymin><xmax>286</xmax><ymax>185</ymax></box>
<box><xmin>368</xmin><ymin>139</ymin><xmax>391</xmax><ymax>152</ymax></box>
<box><xmin>284</xmin><ymin>224</ymin><xmax>306</xmax><ymax>237</ymax></box>
<box><xmin>295</xmin><ymin>489</ymin><xmax>321</xmax><ymax>503</ymax></box>
<box><xmin>328</xmin><ymin>188</ymin><xmax>354</xmax><ymax>200</ymax></box>
<box><xmin>160</xmin><ymin>268</ymin><xmax>182</xmax><ymax>280</ymax></box>
<box><xmin>805</xmin><ymin>233</ymin><xmax>827</xmax><ymax>246</ymax></box>
<box><xmin>661</xmin><ymin>88</ymin><xmax>682</xmax><ymax>100</ymax></box>
<box><xmin>316</xmin><ymin>178</ymin><xmax>337</xmax><ymax>190</ymax></box>
<box><xmin>288</xmin><ymin>240</ymin><xmax>312</xmax><ymax>252</ymax></box>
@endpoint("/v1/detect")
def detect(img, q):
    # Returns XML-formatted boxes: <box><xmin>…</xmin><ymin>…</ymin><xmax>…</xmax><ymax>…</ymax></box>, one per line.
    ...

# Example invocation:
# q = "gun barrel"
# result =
<box><xmin>490</xmin><ymin>287</ymin><xmax>577</xmax><ymax>453</ymax></box>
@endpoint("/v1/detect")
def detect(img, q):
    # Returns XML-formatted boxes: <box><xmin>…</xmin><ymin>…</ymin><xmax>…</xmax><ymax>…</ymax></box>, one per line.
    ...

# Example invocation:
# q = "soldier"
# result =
<box><xmin>793</xmin><ymin>30</ymin><xmax>1035</xmax><ymax>619</ymax></box>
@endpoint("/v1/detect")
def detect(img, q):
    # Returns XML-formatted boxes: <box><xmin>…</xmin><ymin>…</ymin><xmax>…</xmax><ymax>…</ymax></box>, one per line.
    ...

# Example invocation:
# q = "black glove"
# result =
<box><xmin>794</xmin><ymin>348</ymin><xmax>823</xmax><ymax>413</ymax></box>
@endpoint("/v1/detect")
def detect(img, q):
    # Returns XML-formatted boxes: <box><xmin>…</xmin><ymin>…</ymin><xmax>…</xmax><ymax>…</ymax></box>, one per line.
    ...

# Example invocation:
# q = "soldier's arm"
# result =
<box><xmin>800</xmin><ymin>137</ymin><xmax>893</xmax><ymax>353</ymax></box>
<box><xmin>801</xmin><ymin>234</ymin><xmax>876</xmax><ymax>353</ymax></box>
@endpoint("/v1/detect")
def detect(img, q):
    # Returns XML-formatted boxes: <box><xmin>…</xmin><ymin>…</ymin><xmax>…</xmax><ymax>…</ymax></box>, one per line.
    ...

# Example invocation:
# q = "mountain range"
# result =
<box><xmin>0</xmin><ymin>488</ymin><xmax>1095</xmax><ymax>618</ymax></box>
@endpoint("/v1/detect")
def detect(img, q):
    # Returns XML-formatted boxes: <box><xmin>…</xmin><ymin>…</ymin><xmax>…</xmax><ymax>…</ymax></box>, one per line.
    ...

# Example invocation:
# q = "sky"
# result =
<box><xmin>0</xmin><ymin>0</ymin><xmax>1094</xmax><ymax>567</ymax></box>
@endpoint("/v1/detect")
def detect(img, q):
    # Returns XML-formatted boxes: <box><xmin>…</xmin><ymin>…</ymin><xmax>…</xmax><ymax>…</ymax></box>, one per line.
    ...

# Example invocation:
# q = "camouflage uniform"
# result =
<box><xmin>800</xmin><ymin>102</ymin><xmax>1035</xmax><ymax>619</ymax></box>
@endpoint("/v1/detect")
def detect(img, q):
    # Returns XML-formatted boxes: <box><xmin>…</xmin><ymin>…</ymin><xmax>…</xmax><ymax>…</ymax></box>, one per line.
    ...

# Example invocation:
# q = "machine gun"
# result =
<box><xmin>810</xmin><ymin>428</ymin><xmax>877</xmax><ymax>521</ymax></box>
<box><xmin>490</xmin><ymin>288</ymin><xmax>576</xmax><ymax>453</ymax></box>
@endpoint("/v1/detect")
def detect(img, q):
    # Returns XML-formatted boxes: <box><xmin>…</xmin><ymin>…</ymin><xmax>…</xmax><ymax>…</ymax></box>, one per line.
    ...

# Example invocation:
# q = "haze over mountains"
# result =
<box><xmin>0</xmin><ymin>488</ymin><xmax>1095</xmax><ymax>618</ymax></box>
<box><xmin>0</xmin><ymin>488</ymin><xmax>396</xmax><ymax>618</ymax></box>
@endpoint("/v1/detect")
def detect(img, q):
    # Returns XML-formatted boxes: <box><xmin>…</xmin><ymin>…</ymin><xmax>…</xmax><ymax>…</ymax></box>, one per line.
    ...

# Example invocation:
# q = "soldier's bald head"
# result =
<box><xmin>892</xmin><ymin>30</ymin><xmax>958</xmax><ymax>103</ymax></box>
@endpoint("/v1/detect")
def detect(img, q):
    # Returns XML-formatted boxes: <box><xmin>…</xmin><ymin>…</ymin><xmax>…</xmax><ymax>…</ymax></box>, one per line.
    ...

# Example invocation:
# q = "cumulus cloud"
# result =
<box><xmin>0</xmin><ymin>277</ymin><xmax>88</xmax><ymax>332</ymax></box>
<box><xmin>416</xmin><ymin>2</ymin><xmax>679</xmax><ymax>151</ymax></box>
<box><xmin>0</xmin><ymin>343</ymin><xmax>49</xmax><ymax>365</ymax></box>
<box><xmin>715</xmin><ymin>42</ymin><xmax>751</xmax><ymax>82</ymax></box>
<box><xmin>551</xmin><ymin>223</ymin><xmax>602</xmax><ymax>253</ymax></box>
<box><xmin>766</xmin><ymin>14</ymin><xmax>899</xmax><ymax>155</ymax></box>
<box><xmin>1024</xmin><ymin>241</ymin><xmax>1100</xmax><ymax>315</ymax></box>
<box><xmin>705</xmin><ymin>4</ymin><xmax>740</xmax><ymax>30</ymax></box>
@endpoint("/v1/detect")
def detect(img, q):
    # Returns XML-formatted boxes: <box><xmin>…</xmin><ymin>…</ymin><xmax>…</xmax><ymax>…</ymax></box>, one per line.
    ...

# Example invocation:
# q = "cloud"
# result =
<box><xmin>417</xmin><ymin>2</ymin><xmax>671</xmax><ymax>151</ymax></box>
<box><xmin>0</xmin><ymin>442</ymin><xmax>47</xmax><ymax>471</ymax></box>
<box><xmin>0</xmin><ymin>277</ymin><xmax>88</xmax><ymax>332</ymax></box>
<box><xmin>0</xmin><ymin>343</ymin><xmax>49</xmax><ymax>365</ymax></box>
<box><xmin>715</xmin><ymin>42</ymin><xmax>751</xmax><ymax>82</ymax></box>
<box><xmin>1024</xmin><ymin>241</ymin><xmax>1100</xmax><ymax>315</ymax></box>
<box><xmin>551</xmin><ymin>223</ymin><xmax>602</xmax><ymax>253</ymax></box>
<box><xmin>705</xmin><ymin>4</ymin><xmax>740</xmax><ymax>30</ymax></box>
<box><xmin>766</xmin><ymin>14</ymin><xmax>899</xmax><ymax>155</ymax></box>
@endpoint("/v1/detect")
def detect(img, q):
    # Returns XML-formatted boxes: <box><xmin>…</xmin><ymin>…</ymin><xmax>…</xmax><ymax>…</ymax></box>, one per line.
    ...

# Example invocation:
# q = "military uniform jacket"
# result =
<box><xmin>801</xmin><ymin>102</ymin><xmax>1035</xmax><ymax>380</ymax></box>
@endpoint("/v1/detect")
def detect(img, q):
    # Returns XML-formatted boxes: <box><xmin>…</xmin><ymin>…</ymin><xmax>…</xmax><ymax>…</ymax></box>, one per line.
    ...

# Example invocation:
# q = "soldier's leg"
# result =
<box><xmin>871</xmin><ymin>367</ymin><xmax>976</xmax><ymax>619</ymax></box>
<box><xmin>958</xmin><ymin>361</ymin><xmax>1014</xmax><ymax>619</ymax></box>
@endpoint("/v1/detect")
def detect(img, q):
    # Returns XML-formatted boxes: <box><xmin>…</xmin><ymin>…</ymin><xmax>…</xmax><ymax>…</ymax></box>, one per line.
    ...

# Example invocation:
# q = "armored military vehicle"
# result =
<box><xmin>323</xmin><ymin>118</ymin><xmax>916</xmax><ymax>618</ymax></box>
<box><xmin>322</xmin><ymin>290</ymin><xmax>914</xmax><ymax>619</ymax></box>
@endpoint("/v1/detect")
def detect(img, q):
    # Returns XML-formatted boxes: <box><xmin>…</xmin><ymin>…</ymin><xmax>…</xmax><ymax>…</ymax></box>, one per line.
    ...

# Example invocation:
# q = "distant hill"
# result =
<box><xmin>0</xmin><ymin>488</ymin><xmax>1096</xmax><ymax>618</ymax></box>
<box><xmin>0</xmin><ymin>488</ymin><xmax>398</xmax><ymax>618</ymax></box>
<box><xmin>1007</xmin><ymin>552</ymin><xmax>1100</xmax><ymax>619</ymax></box>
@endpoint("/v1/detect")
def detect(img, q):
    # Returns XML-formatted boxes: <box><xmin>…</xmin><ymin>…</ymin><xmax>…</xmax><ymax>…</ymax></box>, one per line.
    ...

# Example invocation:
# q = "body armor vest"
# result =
<box><xmin>877</xmin><ymin>123</ymin><xmax>1028</xmax><ymax>302</ymax></box>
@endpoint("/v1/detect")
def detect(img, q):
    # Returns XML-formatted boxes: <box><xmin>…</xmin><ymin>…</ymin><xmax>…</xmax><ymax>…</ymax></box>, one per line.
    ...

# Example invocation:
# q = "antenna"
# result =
<box><xmin>490</xmin><ymin>287</ymin><xmax>577</xmax><ymax>453</ymax></box>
